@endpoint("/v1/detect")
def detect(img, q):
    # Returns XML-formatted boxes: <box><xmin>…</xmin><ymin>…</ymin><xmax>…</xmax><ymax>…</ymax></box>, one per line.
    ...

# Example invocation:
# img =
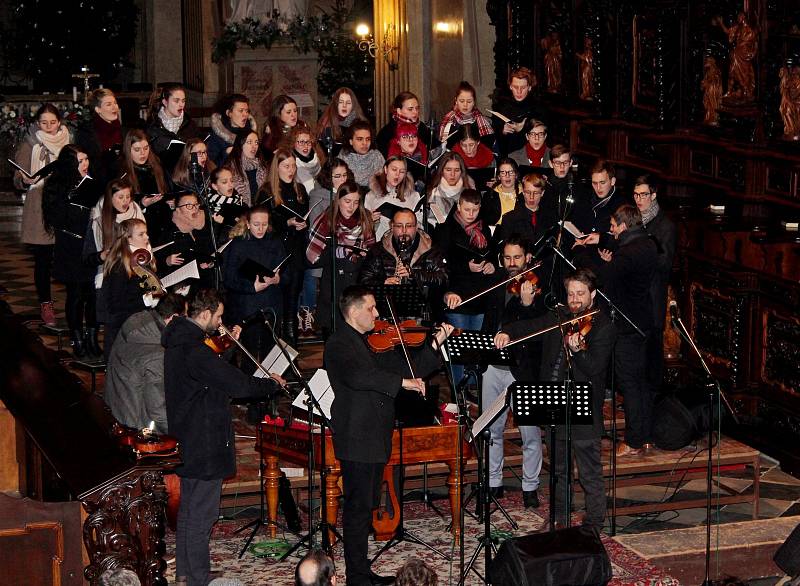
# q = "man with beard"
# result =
<box><xmin>478</xmin><ymin>236</ymin><xmax>544</xmax><ymax>508</ymax></box>
<box><xmin>359</xmin><ymin>208</ymin><xmax>448</xmax><ymax>316</ymax></box>
<box><xmin>496</xmin><ymin>268</ymin><xmax>615</xmax><ymax>530</ymax></box>
<box><xmin>163</xmin><ymin>289</ymin><xmax>282</xmax><ymax>586</ymax></box>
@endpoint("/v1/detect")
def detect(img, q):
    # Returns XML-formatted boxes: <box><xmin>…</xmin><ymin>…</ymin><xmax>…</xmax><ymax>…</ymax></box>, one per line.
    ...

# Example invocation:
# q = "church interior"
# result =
<box><xmin>1</xmin><ymin>0</ymin><xmax>800</xmax><ymax>585</ymax></box>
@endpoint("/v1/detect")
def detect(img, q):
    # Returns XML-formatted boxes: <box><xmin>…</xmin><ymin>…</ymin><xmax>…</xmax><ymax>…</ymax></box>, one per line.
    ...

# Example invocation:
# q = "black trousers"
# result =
<box><xmin>64</xmin><ymin>280</ymin><xmax>96</xmax><ymax>331</ymax></box>
<box><xmin>281</xmin><ymin>264</ymin><xmax>304</xmax><ymax>330</ymax></box>
<box><xmin>29</xmin><ymin>244</ymin><xmax>53</xmax><ymax>303</ymax></box>
<box><xmin>340</xmin><ymin>459</ymin><xmax>385</xmax><ymax>586</ymax></box>
<box><xmin>551</xmin><ymin>437</ymin><xmax>605</xmax><ymax>529</ymax></box>
<box><xmin>645</xmin><ymin>327</ymin><xmax>665</xmax><ymax>396</ymax></box>
<box><xmin>616</xmin><ymin>330</ymin><xmax>652</xmax><ymax>448</ymax></box>
<box><xmin>176</xmin><ymin>476</ymin><xmax>223</xmax><ymax>586</ymax></box>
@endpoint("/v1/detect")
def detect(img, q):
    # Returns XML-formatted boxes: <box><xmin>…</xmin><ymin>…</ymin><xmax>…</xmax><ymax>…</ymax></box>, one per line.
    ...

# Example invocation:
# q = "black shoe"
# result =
<box><xmin>488</xmin><ymin>486</ymin><xmax>504</xmax><ymax>499</ymax></box>
<box><xmin>85</xmin><ymin>327</ymin><xmax>102</xmax><ymax>359</ymax></box>
<box><xmin>523</xmin><ymin>490</ymin><xmax>540</xmax><ymax>509</ymax></box>
<box><xmin>369</xmin><ymin>571</ymin><xmax>396</xmax><ymax>585</ymax></box>
<box><xmin>70</xmin><ymin>330</ymin><xmax>87</xmax><ymax>359</ymax></box>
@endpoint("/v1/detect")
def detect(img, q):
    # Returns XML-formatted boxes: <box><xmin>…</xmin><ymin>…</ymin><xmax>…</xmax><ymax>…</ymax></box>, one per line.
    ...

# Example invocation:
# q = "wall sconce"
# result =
<box><xmin>356</xmin><ymin>23</ymin><xmax>400</xmax><ymax>71</ymax></box>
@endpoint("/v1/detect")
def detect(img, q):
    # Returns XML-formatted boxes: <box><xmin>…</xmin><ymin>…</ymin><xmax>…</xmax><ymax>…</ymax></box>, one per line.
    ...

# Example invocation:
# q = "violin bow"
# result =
<box><xmin>504</xmin><ymin>308</ymin><xmax>600</xmax><ymax>348</ymax></box>
<box><xmin>454</xmin><ymin>261</ymin><xmax>543</xmax><ymax>308</ymax></box>
<box><xmin>385</xmin><ymin>295</ymin><xmax>417</xmax><ymax>380</ymax></box>
<box><xmin>218</xmin><ymin>324</ymin><xmax>276</xmax><ymax>380</ymax></box>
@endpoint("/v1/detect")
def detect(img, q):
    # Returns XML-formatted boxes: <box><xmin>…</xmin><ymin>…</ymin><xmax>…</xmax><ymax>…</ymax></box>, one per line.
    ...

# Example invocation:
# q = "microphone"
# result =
<box><xmin>567</xmin><ymin>163</ymin><xmax>578</xmax><ymax>187</ymax></box>
<box><xmin>669</xmin><ymin>300</ymin><xmax>680</xmax><ymax>326</ymax></box>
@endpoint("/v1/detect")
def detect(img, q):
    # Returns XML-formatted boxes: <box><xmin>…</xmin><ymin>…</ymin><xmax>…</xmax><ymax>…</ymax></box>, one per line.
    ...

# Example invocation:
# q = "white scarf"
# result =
<box><xmin>158</xmin><ymin>108</ymin><xmax>184</xmax><ymax>135</ymax></box>
<box><xmin>29</xmin><ymin>125</ymin><xmax>70</xmax><ymax>188</ymax></box>
<box><xmin>295</xmin><ymin>152</ymin><xmax>321</xmax><ymax>193</ymax></box>
<box><xmin>429</xmin><ymin>179</ymin><xmax>464</xmax><ymax>224</ymax></box>
<box><xmin>91</xmin><ymin>199</ymin><xmax>146</xmax><ymax>288</ymax></box>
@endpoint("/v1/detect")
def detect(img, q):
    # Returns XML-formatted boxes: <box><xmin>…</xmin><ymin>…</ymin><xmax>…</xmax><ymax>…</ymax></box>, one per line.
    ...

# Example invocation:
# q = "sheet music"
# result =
<box><xmin>253</xmin><ymin>338</ymin><xmax>298</xmax><ymax>377</ymax></box>
<box><xmin>560</xmin><ymin>221</ymin><xmax>587</xmax><ymax>239</ymax></box>
<box><xmin>161</xmin><ymin>259</ymin><xmax>199</xmax><ymax>289</ymax></box>
<box><xmin>152</xmin><ymin>240</ymin><xmax>175</xmax><ymax>253</ymax></box>
<box><xmin>168</xmin><ymin>139</ymin><xmax>186</xmax><ymax>149</ymax></box>
<box><xmin>7</xmin><ymin>158</ymin><xmax>32</xmax><ymax>178</ymax></box>
<box><xmin>471</xmin><ymin>388</ymin><xmax>508</xmax><ymax>439</ymax></box>
<box><xmin>216</xmin><ymin>239</ymin><xmax>232</xmax><ymax>254</ymax></box>
<box><xmin>291</xmin><ymin>369</ymin><xmax>334</xmax><ymax>419</ymax></box>
<box><xmin>486</xmin><ymin>109</ymin><xmax>511</xmax><ymax>123</ymax></box>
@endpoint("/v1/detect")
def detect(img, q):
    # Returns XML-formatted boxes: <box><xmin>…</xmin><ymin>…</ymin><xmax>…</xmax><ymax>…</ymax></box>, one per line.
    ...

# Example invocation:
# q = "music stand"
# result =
<box><xmin>509</xmin><ymin>382</ymin><xmax>592</xmax><ymax>530</ymax></box>
<box><xmin>372</xmin><ymin>282</ymin><xmax>427</xmax><ymax>319</ymax></box>
<box><xmin>459</xmin><ymin>388</ymin><xmax>510</xmax><ymax>585</ymax></box>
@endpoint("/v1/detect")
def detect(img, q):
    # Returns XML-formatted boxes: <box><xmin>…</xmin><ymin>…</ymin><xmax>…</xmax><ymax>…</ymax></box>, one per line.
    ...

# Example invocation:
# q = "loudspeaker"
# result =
<box><xmin>774</xmin><ymin>522</ymin><xmax>800</xmax><ymax>577</ymax></box>
<box><xmin>652</xmin><ymin>387</ymin><xmax>712</xmax><ymax>451</ymax></box>
<box><xmin>488</xmin><ymin>526</ymin><xmax>612</xmax><ymax>586</ymax></box>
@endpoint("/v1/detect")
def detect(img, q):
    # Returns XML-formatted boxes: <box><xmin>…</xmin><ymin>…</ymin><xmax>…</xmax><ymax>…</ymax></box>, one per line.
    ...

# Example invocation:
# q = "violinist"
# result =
<box><xmin>479</xmin><ymin>236</ymin><xmax>544</xmax><ymax>508</ymax></box>
<box><xmin>358</xmin><ymin>208</ymin><xmax>448</xmax><ymax>317</ymax></box>
<box><xmin>164</xmin><ymin>289</ymin><xmax>282</xmax><ymax>586</ymax></box>
<box><xmin>324</xmin><ymin>285</ymin><xmax>448</xmax><ymax>586</ymax></box>
<box><xmin>99</xmin><ymin>218</ymin><xmax>158</xmax><ymax>362</ymax></box>
<box><xmin>495</xmin><ymin>268</ymin><xmax>615</xmax><ymax>530</ymax></box>
<box><xmin>104</xmin><ymin>292</ymin><xmax>186</xmax><ymax>434</ymax></box>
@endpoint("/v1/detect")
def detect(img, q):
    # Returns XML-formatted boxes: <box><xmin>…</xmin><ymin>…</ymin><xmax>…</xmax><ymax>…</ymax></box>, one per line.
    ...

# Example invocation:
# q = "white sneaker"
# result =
<box><xmin>297</xmin><ymin>306</ymin><xmax>314</xmax><ymax>333</ymax></box>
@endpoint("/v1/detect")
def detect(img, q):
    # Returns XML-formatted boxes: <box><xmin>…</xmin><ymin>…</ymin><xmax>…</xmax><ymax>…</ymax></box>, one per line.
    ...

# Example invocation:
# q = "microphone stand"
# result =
<box><xmin>190</xmin><ymin>156</ymin><xmax>221</xmax><ymax>290</ymax></box>
<box><xmin>320</xmin><ymin>135</ymin><xmax>338</xmax><ymax>335</ymax></box>
<box><xmin>669</xmin><ymin>307</ymin><xmax>739</xmax><ymax>586</ymax></box>
<box><xmin>420</xmin><ymin>113</ymin><xmax>438</xmax><ymax>233</ymax></box>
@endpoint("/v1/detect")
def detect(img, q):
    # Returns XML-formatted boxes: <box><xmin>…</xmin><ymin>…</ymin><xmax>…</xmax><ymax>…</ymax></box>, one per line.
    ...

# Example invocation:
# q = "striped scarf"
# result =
<box><xmin>306</xmin><ymin>211</ymin><xmax>374</xmax><ymax>265</ymax></box>
<box><xmin>455</xmin><ymin>211</ymin><xmax>487</xmax><ymax>249</ymax></box>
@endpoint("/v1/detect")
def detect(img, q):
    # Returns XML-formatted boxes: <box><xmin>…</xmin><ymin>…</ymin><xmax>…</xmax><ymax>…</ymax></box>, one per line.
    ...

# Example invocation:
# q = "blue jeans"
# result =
<box><xmin>300</xmin><ymin>269</ymin><xmax>318</xmax><ymax>309</ymax></box>
<box><xmin>444</xmin><ymin>312</ymin><xmax>484</xmax><ymax>386</ymax></box>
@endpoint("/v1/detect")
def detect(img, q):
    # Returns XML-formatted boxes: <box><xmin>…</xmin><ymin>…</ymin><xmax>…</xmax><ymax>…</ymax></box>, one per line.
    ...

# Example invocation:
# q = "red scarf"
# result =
<box><xmin>453</xmin><ymin>143</ymin><xmax>494</xmax><ymax>169</ymax></box>
<box><xmin>525</xmin><ymin>143</ymin><xmax>548</xmax><ymax>167</ymax></box>
<box><xmin>455</xmin><ymin>211</ymin><xmax>487</xmax><ymax>249</ymax></box>
<box><xmin>92</xmin><ymin>113</ymin><xmax>122</xmax><ymax>151</ymax></box>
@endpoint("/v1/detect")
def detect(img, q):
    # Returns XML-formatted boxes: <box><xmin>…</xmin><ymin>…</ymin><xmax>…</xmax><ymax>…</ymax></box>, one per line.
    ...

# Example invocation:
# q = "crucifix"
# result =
<box><xmin>71</xmin><ymin>65</ymin><xmax>99</xmax><ymax>104</ymax></box>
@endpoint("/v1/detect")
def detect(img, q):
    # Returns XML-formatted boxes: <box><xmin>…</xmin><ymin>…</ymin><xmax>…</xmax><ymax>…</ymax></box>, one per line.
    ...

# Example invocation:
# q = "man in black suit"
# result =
<box><xmin>633</xmin><ymin>175</ymin><xmax>677</xmax><ymax>398</ymax></box>
<box><xmin>480</xmin><ymin>237</ymin><xmax>544</xmax><ymax>508</ymax></box>
<box><xmin>496</xmin><ymin>268</ymin><xmax>615</xmax><ymax>529</ymax></box>
<box><xmin>323</xmin><ymin>285</ymin><xmax>427</xmax><ymax>586</ymax></box>
<box><xmin>595</xmin><ymin>205</ymin><xmax>657</xmax><ymax>456</ymax></box>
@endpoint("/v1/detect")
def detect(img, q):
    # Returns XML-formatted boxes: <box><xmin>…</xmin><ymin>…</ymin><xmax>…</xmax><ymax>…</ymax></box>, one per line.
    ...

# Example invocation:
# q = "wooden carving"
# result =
<box><xmin>576</xmin><ymin>37</ymin><xmax>595</xmax><ymax>101</ymax></box>
<box><xmin>779</xmin><ymin>64</ymin><xmax>800</xmax><ymax>141</ymax></box>
<box><xmin>702</xmin><ymin>56</ymin><xmax>723</xmax><ymax>126</ymax></box>
<box><xmin>541</xmin><ymin>32</ymin><xmax>563</xmax><ymax>93</ymax></box>
<box><xmin>713</xmin><ymin>12</ymin><xmax>758</xmax><ymax>102</ymax></box>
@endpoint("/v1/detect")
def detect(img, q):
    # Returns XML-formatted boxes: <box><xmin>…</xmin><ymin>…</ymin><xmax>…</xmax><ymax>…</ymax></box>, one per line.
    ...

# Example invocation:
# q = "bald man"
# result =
<box><xmin>295</xmin><ymin>549</ymin><xmax>336</xmax><ymax>586</ymax></box>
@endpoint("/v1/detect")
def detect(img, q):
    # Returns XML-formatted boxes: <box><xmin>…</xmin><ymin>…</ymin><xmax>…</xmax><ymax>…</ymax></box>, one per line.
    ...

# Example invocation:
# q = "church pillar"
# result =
<box><xmin>373</xmin><ymin>0</ymin><xmax>412</xmax><ymax>127</ymax></box>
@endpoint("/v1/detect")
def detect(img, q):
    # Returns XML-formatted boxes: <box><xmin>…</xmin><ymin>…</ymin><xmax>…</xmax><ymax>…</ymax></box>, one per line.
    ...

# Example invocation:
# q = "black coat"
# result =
<box><xmin>146</xmin><ymin>115</ymin><xmax>202</xmax><ymax>175</ymax></box>
<box><xmin>100</xmin><ymin>264</ymin><xmax>147</xmax><ymax>330</ymax></box>
<box><xmin>324</xmin><ymin>322</ymin><xmax>405</xmax><ymax>463</ymax></box>
<box><xmin>497</xmin><ymin>201</ymin><xmax>558</xmax><ymax>246</ymax></box>
<box><xmin>74</xmin><ymin>118</ymin><xmax>124</xmax><ymax>188</ymax></box>
<box><xmin>433</xmin><ymin>210</ymin><xmax>496</xmax><ymax>314</ymax></box>
<box><xmin>164</xmin><ymin>317</ymin><xmax>279</xmax><ymax>479</ymax></box>
<box><xmin>505</xmin><ymin>308</ymin><xmax>616</xmax><ymax>439</ymax></box>
<box><xmin>222</xmin><ymin>233</ymin><xmax>286</xmax><ymax>326</ymax></box>
<box><xmin>569</xmin><ymin>186</ymin><xmax>627</xmax><ymax>248</ymax></box>
<box><xmin>359</xmin><ymin>231</ymin><xmax>448</xmax><ymax>291</ymax></box>
<box><xmin>481</xmin><ymin>270</ymin><xmax>542</xmax><ymax>381</ymax></box>
<box><xmin>44</xmin><ymin>176</ymin><xmax>102</xmax><ymax>283</ymax></box>
<box><xmin>490</xmin><ymin>94</ymin><xmax>548</xmax><ymax>156</ymax></box>
<box><xmin>644</xmin><ymin>209</ymin><xmax>677</xmax><ymax>329</ymax></box>
<box><xmin>153</xmin><ymin>220</ymin><xmax>220</xmax><ymax>290</ymax></box>
<box><xmin>266</xmin><ymin>181</ymin><xmax>310</xmax><ymax>274</ymax></box>
<box><xmin>595</xmin><ymin>226</ymin><xmax>657</xmax><ymax>334</ymax></box>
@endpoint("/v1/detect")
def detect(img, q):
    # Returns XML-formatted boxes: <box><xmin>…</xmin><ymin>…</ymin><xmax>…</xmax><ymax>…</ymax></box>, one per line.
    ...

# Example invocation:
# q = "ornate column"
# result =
<box><xmin>373</xmin><ymin>0</ymin><xmax>411</xmax><ymax>127</ymax></box>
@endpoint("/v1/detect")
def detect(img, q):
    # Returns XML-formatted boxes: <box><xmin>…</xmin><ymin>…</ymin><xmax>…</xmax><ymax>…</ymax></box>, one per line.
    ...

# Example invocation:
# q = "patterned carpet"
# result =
<box><xmin>163</xmin><ymin>491</ymin><xmax>679</xmax><ymax>586</ymax></box>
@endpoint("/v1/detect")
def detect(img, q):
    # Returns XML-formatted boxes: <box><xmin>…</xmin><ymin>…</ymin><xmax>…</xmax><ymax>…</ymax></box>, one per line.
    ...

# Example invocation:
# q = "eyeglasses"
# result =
<box><xmin>633</xmin><ymin>191</ymin><xmax>652</xmax><ymax>200</ymax></box>
<box><xmin>523</xmin><ymin>190</ymin><xmax>544</xmax><ymax>197</ymax></box>
<box><xmin>296</xmin><ymin>139</ymin><xmax>314</xmax><ymax>146</ymax></box>
<box><xmin>399</xmin><ymin>134</ymin><xmax>417</xmax><ymax>140</ymax></box>
<box><xmin>498</xmin><ymin>170</ymin><xmax>516</xmax><ymax>177</ymax></box>
<box><xmin>527</xmin><ymin>131</ymin><xmax>546</xmax><ymax>138</ymax></box>
<box><xmin>178</xmin><ymin>203</ymin><xmax>199</xmax><ymax>210</ymax></box>
<box><xmin>192</xmin><ymin>150</ymin><xmax>208</xmax><ymax>156</ymax></box>
<box><xmin>552</xmin><ymin>159</ymin><xmax>571</xmax><ymax>167</ymax></box>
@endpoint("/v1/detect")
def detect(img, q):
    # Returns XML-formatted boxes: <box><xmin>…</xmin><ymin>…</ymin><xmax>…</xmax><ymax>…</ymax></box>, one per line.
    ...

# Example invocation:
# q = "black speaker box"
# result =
<box><xmin>488</xmin><ymin>525</ymin><xmax>612</xmax><ymax>586</ymax></box>
<box><xmin>774</xmin><ymin>521</ymin><xmax>800</xmax><ymax>576</ymax></box>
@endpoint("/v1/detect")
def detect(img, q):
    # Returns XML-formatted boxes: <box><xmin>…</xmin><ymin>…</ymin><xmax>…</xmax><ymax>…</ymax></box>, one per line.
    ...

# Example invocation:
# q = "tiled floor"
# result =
<box><xmin>2</xmin><ymin>188</ymin><xmax>800</xmax><ymax>584</ymax></box>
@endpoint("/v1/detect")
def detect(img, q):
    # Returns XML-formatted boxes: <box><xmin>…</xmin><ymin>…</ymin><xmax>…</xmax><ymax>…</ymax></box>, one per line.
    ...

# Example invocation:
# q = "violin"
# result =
<box><xmin>131</xmin><ymin>248</ymin><xmax>166</xmax><ymax>297</ymax></box>
<box><xmin>113</xmin><ymin>422</ymin><xmax>179</xmax><ymax>456</ymax></box>
<box><xmin>564</xmin><ymin>313</ymin><xmax>594</xmax><ymax>350</ymax></box>
<box><xmin>367</xmin><ymin>319</ymin><xmax>429</xmax><ymax>352</ymax></box>
<box><xmin>507</xmin><ymin>269</ymin><xmax>540</xmax><ymax>297</ymax></box>
<box><xmin>204</xmin><ymin>333</ymin><xmax>236</xmax><ymax>354</ymax></box>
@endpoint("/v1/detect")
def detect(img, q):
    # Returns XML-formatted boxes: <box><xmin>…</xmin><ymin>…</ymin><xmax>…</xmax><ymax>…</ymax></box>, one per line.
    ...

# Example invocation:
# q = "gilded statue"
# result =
<box><xmin>541</xmin><ymin>32</ymin><xmax>563</xmax><ymax>93</ymax></box>
<box><xmin>701</xmin><ymin>56</ymin><xmax>722</xmax><ymax>126</ymax></box>
<box><xmin>779</xmin><ymin>64</ymin><xmax>800</xmax><ymax>140</ymax></box>
<box><xmin>713</xmin><ymin>12</ymin><xmax>758</xmax><ymax>102</ymax></box>
<box><xmin>576</xmin><ymin>37</ymin><xmax>594</xmax><ymax>101</ymax></box>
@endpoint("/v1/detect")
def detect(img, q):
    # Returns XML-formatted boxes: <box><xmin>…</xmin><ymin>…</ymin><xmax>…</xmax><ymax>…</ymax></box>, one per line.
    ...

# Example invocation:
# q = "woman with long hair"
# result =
<box><xmin>438</xmin><ymin>81</ymin><xmax>494</xmax><ymax>146</ymax></box>
<box><xmin>336</xmin><ymin>120</ymin><xmax>385</xmax><ymax>189</ymax></box>
<box><xmin>261</xmin><ymin>94</ymin><xmax>303</xmax><ymax>158</ymax></box>
<box><xmin>452</xmin><ymin>122</ymin><xmax>495</xmax><ymax>169</ymax></box>
<box><xmin>207</xmin><ymin>93</ymin><xmax>257</xmax><ymax>166</ymax></box>
<box><xmin>146</xmin><ymin>83</ymin><xmax>202</xmax><ymax>174</ymax></box>
<box><xmin>375</xmin><ymin>91</ymin><xmax>433</xmax><ymax>156</ymax></box>
<box><xmin>75</xmin><ymin>88</ymin><xmax>123</xmax><ymax>185</ymax></box>
<box><xmin>261</xmin><ymin>149</ymin><xmax>309</xmax><ymax>343</ymax></box>
<box><xmin>284</xmin><ymin>124</ymin><xmax>326</xmax><ymax>193</ymax></box>
<box><xmin>223</xmin><ymin>205</ymin><xmax>285</xmax><ymax>364</ymax></box>
<box><xmin>426</xmin><ymin>152</ymin><xmax>475</xmax><ymax>226</ymax></box>
<box><xmin>226</xmin><ymin>130</ymin><xmax>268</xmax><ymax>206</ymax></box>
<box><xmin>120</xmin><ymin>129</ymin><xmax>170</xmax><ymax>239</ymax></box>
<box><xmin>316</xmin><ymin>87</ymin><xmax>367</xmax><ymax>145</ymax></box>
<box><xmin>13</xmin><ymin>103</ymin><xmax>71</xmax><ymax>325</ymax></box>
<box><xmin>365</xmin><ymin>156</ymin><xmax>421</xmax><ymax>239</ymax></box>
<box><xmin>206</xmin><ymin>167</ymin><xmax>246</xmax><ymax>234</ymax></box>
<box><xmin>100</xmin><ymin>218</ymin><xmax>155</xmax><ymax>361</ymax></box>
<box><xmin>171</xmin><ymin>138</ymin><xmax>217</xmax><ymax>190</ymax></box>
<box><xmin>41</xmin><ymin>144</ymin><xmax>102</xmax><ymax>357</ymax></box>
<box><xmin>306</xmin><ymin>180</ymin><xmax>375</xmax><ymax>336</ymax></box>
